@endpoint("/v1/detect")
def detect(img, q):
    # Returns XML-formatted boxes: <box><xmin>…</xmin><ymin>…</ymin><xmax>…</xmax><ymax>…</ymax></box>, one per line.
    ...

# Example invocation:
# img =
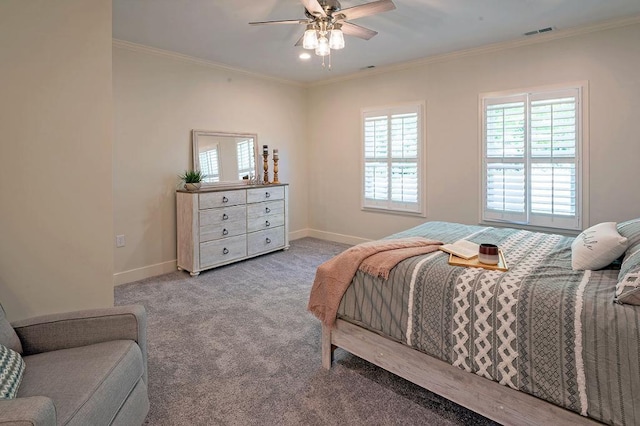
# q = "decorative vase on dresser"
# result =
<box><xmin>176</xmin><ymin>183</ymin><xmax>289</xmax><ymax>276</ymax></box>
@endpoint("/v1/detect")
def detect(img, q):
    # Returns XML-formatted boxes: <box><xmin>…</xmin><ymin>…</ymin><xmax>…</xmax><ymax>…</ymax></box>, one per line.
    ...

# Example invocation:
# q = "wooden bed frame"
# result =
<box><xmin>322</xmin><ymin>319</ymin><xmax>601</xmax><ymax>426</ymax></box>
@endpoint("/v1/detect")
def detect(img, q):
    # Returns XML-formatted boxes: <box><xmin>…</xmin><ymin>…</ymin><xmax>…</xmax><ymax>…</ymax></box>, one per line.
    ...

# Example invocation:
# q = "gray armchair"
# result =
<box><xmin>0</xmin><ymin>304</ymin><xmax>149</xmax><ymax>426</ymax></box>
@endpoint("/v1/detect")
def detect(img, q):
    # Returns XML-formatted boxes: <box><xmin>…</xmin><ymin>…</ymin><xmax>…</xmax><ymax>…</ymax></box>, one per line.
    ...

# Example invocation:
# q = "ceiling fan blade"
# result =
<box><xmin>336</xmin><ymin>0</ymin><xmax>395</xmax><ymax>21</ymax></box>
<box><xmin>249</xmin><ymin>19</ymin><xmax>308</xmax><ymax>25</ymax></box>
<box><xmin>341</xmin><ymin>22</ymin><xmax>378</xmax><ymax>40</ymax></box>
<box><xmin>300</xmin><ymin>0</ymin><xmax>326</xmax><ymax>17</ymax></box>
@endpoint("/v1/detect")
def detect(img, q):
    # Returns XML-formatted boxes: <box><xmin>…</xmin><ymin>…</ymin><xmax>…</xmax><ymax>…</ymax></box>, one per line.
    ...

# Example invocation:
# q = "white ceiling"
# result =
<box><xmin>112</xmin><ymin>0</ymin><xmax>640</xmax><ymax>84</ymax></box>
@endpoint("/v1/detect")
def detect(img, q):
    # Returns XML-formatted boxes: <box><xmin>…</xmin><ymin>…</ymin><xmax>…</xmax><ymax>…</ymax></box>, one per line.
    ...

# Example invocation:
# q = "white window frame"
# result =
<box><xmin>361</xmin><ymin>101</ymin><xmax>426</xmax><ymax>217</ymax></box>
<box><xmin>479</xmin><ymin>82</ymin><xmax>589</xmax><ymax>232</ymax></box>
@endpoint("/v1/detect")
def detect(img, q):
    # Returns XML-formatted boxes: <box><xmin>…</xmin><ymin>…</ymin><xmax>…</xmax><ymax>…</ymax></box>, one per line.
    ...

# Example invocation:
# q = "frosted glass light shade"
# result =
<box><xmin>315</xmin><ymin>36</ymin><xmax>330</xmax><ymax>56</ymax></box>
<box><xmin>329</xmin><ymin>29</ymin><xmax>345</xmax><ymax>50</ymax></box>
<box><xmin>303</xmin><ymin>29</ymin><xmax>319</xmax><ymax>49</ymax></box>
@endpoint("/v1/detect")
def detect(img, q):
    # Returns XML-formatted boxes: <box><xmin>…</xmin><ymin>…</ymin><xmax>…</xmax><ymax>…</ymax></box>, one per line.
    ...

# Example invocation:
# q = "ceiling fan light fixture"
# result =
<box><xmin>329</xmin><ymin>26</ymin><xmax>345</xmax><ymax>50</ymax></box>
<box><xmin>303</xmin><ymin>25</ymin><xmax>319</xmax><ymax>49</ymax></box>
<box><xmin>315</xmin><ymin>36</ymin><xmax>330</xmax><ymax>56</ymax></box>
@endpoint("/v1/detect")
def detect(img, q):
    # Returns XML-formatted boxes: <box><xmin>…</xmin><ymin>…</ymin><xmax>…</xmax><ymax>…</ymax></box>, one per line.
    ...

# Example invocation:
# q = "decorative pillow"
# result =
<box><xmin>615</xmin><ymin>265</ymin><xmax>640</xmax><ymax>306</ymax></box>
<box><xmin>571</xmin><ymin>222</ymin><xmax>628</xmax><ymax>270</ymax></box>
<box><xmin>617</xmin><ymin>218</ymin><xmax>640</xmax><ymax>281</ymax></box>
<box><xmin>618</xmin><ymin>246</ymin><xmax>640</xmax><ymax>282</ymax></box>
<box><xmin>0</xmin><ymin>343</ymin><xmax>25</xmax><ymax>399</ymax></box>
<box><xmin>617</xmin><ymin>217</ymin><xmax>640</xmax><ymax>248</ymax></box>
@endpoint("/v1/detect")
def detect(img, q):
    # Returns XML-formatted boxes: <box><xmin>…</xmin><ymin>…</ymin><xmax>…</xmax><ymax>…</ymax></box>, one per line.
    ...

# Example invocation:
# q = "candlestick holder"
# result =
<box><xmin>262</xmin><ymin>153</ymin><xmax>269</xmax><ymax>184</ymax></box>
<box><xmin>272</xmin><ymin>156</ymin><xmax>279</xmax><ymax>184</ymax></box>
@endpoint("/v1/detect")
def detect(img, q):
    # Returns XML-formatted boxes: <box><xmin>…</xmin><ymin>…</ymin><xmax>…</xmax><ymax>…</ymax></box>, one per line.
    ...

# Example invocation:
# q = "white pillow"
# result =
<box><xmin>571</xmin><ymin>222</ymin><xmax>628</xmax><ymax>270</ymax></box>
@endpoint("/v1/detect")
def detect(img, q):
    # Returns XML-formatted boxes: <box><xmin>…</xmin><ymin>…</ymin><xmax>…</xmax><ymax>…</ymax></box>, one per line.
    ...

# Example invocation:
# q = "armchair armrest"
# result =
<box><xmin>12</xmin><ymin>305</ymin><xmax>147</xmax><ymax>382</ymax></box>
<box><xmin>0</xmin><ymin>396</ymin><xmax>56</xmax><ymax>426</ymax></box>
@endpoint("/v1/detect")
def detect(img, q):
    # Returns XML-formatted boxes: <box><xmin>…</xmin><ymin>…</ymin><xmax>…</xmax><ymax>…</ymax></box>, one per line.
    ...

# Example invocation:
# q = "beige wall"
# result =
<box><xmin>307</xmin><ymin>23</ymin><xmax>640</xmax><ymax>243</ymax></box>
<box><xmin>113</xmin><ymin>46</ymin><xmax>309</xmax><ymax>282</ymax></box>
<box><xmin>0</xmin><ymin>0</ymin><xmax>114</xmax><ymax>320</ymax></box>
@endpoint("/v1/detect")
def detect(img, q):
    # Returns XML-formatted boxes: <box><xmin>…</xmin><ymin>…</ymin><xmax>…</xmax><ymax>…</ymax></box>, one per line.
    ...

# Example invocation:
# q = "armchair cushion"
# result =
<box><xmin>18</xmin><ymin>340</ymin><xmax>144</xmax><ymax>425</ymax></box>
<box><xmin>0</xmin><ymin>344</ymin><xmax>25</xmax><ymax>399</ymax></box>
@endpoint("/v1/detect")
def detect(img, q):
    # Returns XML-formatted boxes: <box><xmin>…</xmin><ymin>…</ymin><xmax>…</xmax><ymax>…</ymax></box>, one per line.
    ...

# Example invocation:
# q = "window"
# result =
<box><xmin>199</xmin><ymin>146</ymin><xmax>220</xmax><ymax>183</ymax></box>
<box><xmin>236</xmin><ymin>139</ymin><xmax>255</xmax><ymax>180</ymax></box>
<box><xmin>362</xmin><ymin>102</ymin><xmax>425</xmax><ymax>215</ymax></box>
<box><xmin>481</xmin><ymin>84</ymin><xmax>585</xmax><ymax>231</ymax></box>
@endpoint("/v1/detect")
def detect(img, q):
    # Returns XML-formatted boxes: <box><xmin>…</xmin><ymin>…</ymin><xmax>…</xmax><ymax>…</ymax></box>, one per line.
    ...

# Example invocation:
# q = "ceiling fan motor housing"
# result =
<box><xmin>305</xmin><ymin>0</ymin><xmax>342</xmax><ymax>19</ymax></box>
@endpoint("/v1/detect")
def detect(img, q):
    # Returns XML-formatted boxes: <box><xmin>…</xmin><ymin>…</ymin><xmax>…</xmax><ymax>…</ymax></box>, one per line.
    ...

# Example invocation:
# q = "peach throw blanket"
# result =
<box><xmin>308</xmin><ymin>237</ymin><xmax>442</xmax><ymax>327</ymax></box>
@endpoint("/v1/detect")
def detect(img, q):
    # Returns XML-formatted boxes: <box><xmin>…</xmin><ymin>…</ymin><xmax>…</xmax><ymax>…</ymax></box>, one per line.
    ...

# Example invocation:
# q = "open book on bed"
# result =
<box><xmin>438</xmin><ymin>239</ymin><xmax>479</xmax><ymax>259</ymax></box>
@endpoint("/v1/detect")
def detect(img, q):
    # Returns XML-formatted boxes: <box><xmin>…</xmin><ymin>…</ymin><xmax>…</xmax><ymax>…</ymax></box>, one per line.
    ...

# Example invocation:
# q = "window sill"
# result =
<box><xmin>479</xmin><ymin>220</ymin><xmax>580</xmax><ymax>237</ymax></box>
<box><xmin>362</xmin><ymin>206</ymin><xmax>426</xmax><ymax>218</ymax></box>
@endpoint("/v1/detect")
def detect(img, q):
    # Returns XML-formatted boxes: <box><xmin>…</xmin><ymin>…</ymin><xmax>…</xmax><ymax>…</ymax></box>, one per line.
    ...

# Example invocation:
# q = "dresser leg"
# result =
<box><xmin>190</xmin><ymin>271</ymin><xmax>200</xmax><ymax>277</ymax></box>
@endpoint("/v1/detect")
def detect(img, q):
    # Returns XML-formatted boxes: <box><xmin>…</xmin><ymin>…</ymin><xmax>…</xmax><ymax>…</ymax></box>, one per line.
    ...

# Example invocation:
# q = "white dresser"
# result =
<box><xmin>176</xmin><ymin>184</ymin><xmax>289</xmax><ymax>276</ymax></box>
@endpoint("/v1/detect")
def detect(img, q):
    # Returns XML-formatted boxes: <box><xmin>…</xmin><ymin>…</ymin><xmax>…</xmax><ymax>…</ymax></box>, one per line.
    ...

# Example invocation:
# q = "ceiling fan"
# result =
<box><xmin>249</xmin><ymin>0</ymin><xmax>396</xmax><ymax>67</ymax></box>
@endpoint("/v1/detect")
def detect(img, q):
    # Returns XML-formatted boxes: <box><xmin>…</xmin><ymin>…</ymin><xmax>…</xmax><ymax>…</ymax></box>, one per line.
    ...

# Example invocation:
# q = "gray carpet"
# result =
<box><xmin>115</xmin><ymin>238</ymin><xmax>498</xmax><ymax>426</ymax></box>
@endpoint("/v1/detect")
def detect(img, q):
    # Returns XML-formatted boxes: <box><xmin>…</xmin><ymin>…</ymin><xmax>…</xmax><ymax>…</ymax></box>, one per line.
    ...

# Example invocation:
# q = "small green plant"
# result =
<box><xmin>179</xmin><ymin>170</ymin><xmax>206</xmax><ymax>183</ymax></box>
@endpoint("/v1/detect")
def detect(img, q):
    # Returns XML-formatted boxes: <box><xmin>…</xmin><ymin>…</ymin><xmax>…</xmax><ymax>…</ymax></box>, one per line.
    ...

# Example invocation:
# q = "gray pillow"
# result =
<box><xmin>0</xmin><ymin>304</ymin><xmax>22</xmax><ymax>354</ymax></box>
<box><xmin>618</xmin><ymin>218</ymin><xmax>640</xmax><ymax>280</ymax></box>
<box><xmin>615</xmin><ymin>265</ymin><xmax>640</xmax><ymax>306</ymax></box>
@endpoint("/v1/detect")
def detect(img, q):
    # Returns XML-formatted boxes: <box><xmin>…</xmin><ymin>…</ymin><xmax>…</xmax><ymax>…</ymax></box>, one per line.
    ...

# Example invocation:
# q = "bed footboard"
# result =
<box><xmin>322</xmin><ymin>319</ymin><xmax>600</xmax><ymax>426</ymax></box>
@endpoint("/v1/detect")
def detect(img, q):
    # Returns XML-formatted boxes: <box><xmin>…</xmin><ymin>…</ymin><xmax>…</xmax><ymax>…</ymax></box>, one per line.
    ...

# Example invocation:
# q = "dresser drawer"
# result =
<box><xmin>247</xmin><ymin>200</ymin><xmax>284</xmax><ymax>220</ymax></box>
<box><xmin>248</xmin><ymin>227</ymin><xmax>285</xmax><ymax>257</ymax></box>
<box><xmin>200</xmin><ymin>205</ymin><xmax>246</xmax><ymax>228</ymax></box>
<box><xmin>199</xmin><ymin>190</ymin><xmax>246</xmax><ymax>210</ymax></box>
<box><xmin>247</xmin><ymin>210</ymin><xmax>285</xmax><ymax>233</ymax></box>
<box><xmin>200</xmin><ymin>235</ymin><xmax>246</xmax><ymax>268</ymax></box>
<box><xmin>247</xmin><ymin>186</ymin><xmax>284</xmax><ymax>204</ymax></box>
<box><xmin>200</xmin><ymin>218</ymin><xmax>246</xmax><ymax>243</ymax></box>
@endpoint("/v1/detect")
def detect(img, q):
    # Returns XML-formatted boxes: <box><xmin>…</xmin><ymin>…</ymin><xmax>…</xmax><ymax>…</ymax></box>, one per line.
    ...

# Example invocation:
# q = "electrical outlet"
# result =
<box><xmin>116</xmin><ymin>235</ymin><xmax>125</xmax><ymax>248</ymax></box>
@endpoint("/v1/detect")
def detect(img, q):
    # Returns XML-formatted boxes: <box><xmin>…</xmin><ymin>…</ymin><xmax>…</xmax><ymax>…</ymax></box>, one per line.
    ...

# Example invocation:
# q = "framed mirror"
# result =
<box><xmin>192</xmin><ymin>130</ymin><xmax>259</xmax><ymax>186</ymax></box>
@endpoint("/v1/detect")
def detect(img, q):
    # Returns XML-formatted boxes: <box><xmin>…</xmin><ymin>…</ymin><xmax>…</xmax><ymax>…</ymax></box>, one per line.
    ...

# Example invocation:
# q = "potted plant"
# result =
<box><xmin>179</xmin><ymin>170</ymin><xmax>206</xmax><ymax>191</ymax></box>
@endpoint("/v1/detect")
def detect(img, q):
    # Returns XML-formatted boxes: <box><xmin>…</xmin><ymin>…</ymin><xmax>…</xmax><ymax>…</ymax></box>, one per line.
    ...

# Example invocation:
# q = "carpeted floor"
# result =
<box><xmin>115</xmin><ymin>237</ymin><xmax>498</xmax><ymax>426</ymax></box>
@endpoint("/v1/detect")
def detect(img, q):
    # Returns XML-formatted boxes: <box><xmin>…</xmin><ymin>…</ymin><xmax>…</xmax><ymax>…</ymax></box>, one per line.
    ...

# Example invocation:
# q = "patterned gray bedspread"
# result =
<box><xmin>337</xmin><ymin>221</ymin><xmax>640</xmax><ymax>425</ymax></box>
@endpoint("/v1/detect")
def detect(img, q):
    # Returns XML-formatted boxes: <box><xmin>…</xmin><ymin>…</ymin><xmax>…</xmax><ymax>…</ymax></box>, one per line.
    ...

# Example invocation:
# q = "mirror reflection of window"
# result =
<box><xmin>236</xmin><ymin>139</ymin><xmax>256</xmax><ymax>180</ymax></box>
<box><xmin>199</xmin><ymin>145</ymin><xmax>220</xmax><ymax>183</ymax></box>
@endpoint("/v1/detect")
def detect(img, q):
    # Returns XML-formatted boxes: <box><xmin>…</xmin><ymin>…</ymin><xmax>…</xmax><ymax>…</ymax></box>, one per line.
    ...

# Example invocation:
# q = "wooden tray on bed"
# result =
<box><xmin>448</xmin><ymin>250</ymin><xmax>508</xmax><ymax>271</ymax></box>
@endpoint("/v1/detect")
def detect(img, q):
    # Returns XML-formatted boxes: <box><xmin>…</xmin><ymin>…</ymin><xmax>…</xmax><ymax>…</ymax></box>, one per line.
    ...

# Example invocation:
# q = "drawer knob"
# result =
<box><xmin>266</xmin><ymin>238</ymin><xmax>271</xmax><ymax>244</ymax></box>
<box><xmin>265</xmin><ymin>207</ymin><xmax>271</xmax><ymax>213</ymax></box>
<box><xmin>265</xmin><ymin>192</ymin><xmax>271</xmax><ymax>198</ymax></box>
<box><xmin>265</xmin><ymin>220</ymin><xmax>270</xmax><ymax>227</ymax></box>
<box><xmin>222</xmin><ymin>196</ymin><xmax>229</xmax><ymax>203</ymax></box>
<box><xmin>222</xmin><ymin>229</ymin><xmax>229</xmax><ymax>236</ymax></box>
<box><xmin>222</xmin><ymin>213</ymin><xmax>229</xmax><ymax>220</ymax></box>
<box><xmin>223</xmin><ymin>248</ymin><xmax>229</xmax><ymax>255</ymax></box>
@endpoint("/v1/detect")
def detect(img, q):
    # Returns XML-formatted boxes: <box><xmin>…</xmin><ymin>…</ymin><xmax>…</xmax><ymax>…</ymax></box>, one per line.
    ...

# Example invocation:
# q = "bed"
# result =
<box><xmin>309</xmin><ymin>221</ymin><xmax>640</xmax><ymax>426</ymax></box>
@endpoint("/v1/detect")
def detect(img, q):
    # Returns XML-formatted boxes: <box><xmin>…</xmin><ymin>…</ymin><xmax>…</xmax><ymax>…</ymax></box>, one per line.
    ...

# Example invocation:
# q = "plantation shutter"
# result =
<box><xmin>483</xmin><ymin>96</ymin><xmax>528</xmax><ymax>224</ymax></box>
<box><xmin>236</xmin><ymin>139</ymin><xmax>255</xmax><ymax>179</ymax></box>
<box><xmin>199</xmin><ymin>146</ymin><xmax>220</xmax><ymax>183</ymax></box>
<box><xmin>482</xmin><ymin>87</ymin><xmax>581</xmax><ymax>230</ymax></box>
<box><xmin>363</xmin><ymin>104</ymin><xmax>422</xmax><ymax>214</ymax></box>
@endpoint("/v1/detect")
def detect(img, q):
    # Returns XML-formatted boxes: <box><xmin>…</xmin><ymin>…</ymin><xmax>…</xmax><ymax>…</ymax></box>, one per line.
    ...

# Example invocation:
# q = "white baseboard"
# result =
<box><xmin>113</xmin><ymin>228</ymin><xmax>365</xmax><ymax>285</ymax></box>
<box><xmin>113</xmin><ymin>259</ymin><xmax>177</xmax><ymax>286</ymax></box>
<box><xmin>288</xmin><ymin>228</ymin><xmax>311</xmax><ymax>241</ymax></box>
<box><xmin>302</xmin><ymin>229</ymin><xmax>370</xmax><ymax>246</ymax></box>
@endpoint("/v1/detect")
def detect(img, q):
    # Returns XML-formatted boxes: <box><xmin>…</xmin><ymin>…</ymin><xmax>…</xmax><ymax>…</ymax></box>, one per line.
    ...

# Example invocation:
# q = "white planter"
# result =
<box><xmin>184</xmin><ymin>182</ymin><xmax>201</xmax><ymax>191</ymax></box>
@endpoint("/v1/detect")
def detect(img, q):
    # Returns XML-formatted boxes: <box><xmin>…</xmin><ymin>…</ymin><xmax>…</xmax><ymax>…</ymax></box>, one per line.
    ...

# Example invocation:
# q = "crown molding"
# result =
<box><xmin>112</xmin><ymin>39</ymin><xmax>305</xmax><ymax>88</ymax></box>
<box><xmin>308</xmin><ymin>14</ymin><xmax>640</xmax><ymax>88</ymax></box>
<box><xmin>114</xmin><ymin>14</ymin><xmax>640</xmax><ymax>89</ymax></box>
